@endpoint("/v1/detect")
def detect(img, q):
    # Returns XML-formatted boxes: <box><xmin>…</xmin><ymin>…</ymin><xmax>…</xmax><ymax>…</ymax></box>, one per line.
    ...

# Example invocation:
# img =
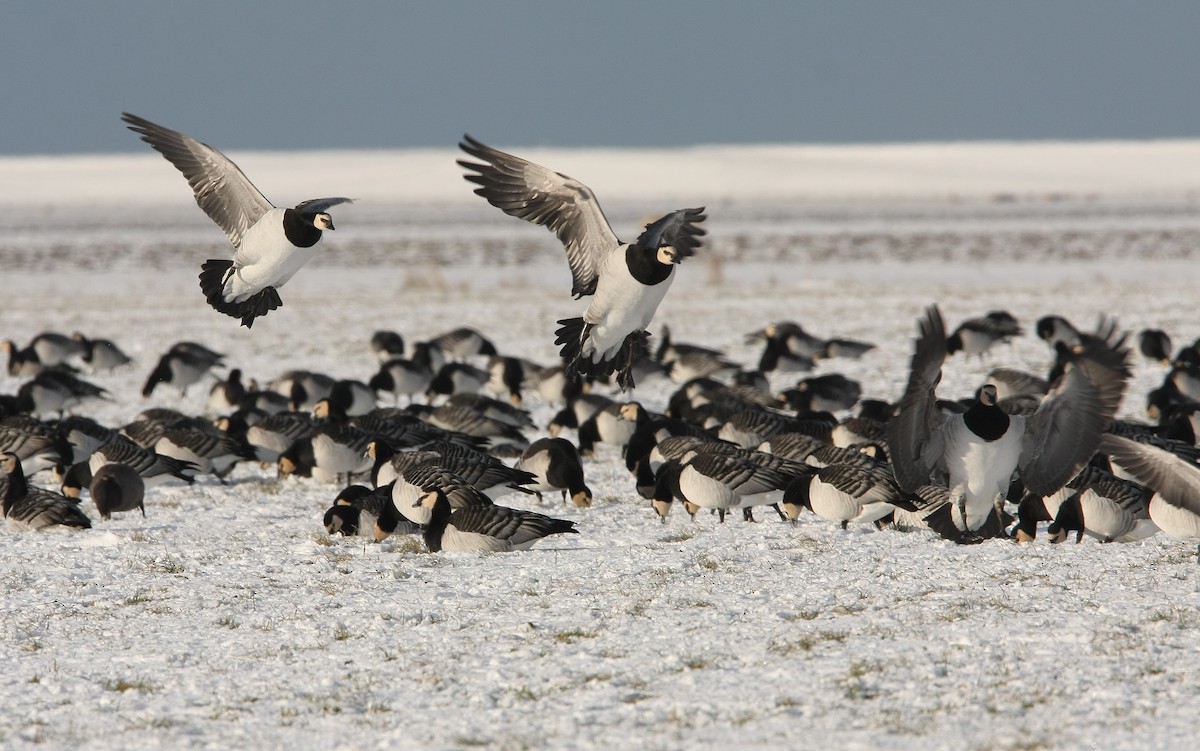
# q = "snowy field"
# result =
<box><xmin>3</xmin><ymin>142</ymin><xmax>1200</xmax><ymax>750</ymax></box>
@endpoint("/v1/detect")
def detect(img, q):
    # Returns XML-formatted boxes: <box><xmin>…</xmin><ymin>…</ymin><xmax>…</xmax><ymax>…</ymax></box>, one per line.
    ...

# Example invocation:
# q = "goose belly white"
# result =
<box><xmin>739</xmin><ymin>488</ymin><xmax>784</xmax><ymax>508</ymax></box>
<box><xmin>1078</xmin><ymin>489</ymin><xmax>1159</xmax><ymax>542</ymax></box>
<box><xmin>311</xmin><ymin>434</ymin><xmax>371</xmax><ymax>477</ymax></box>
<box><xmin>1149</xmin><ymin>494</ymin><xmax>1200</xmax><ymax>541</ymax></box>
<box><xmin>440</xmin><ymin>525</ymin><xmax>514</xmax><ymax>552</ymax></box>
<box><xmin>678</xmin><ymin>465</ymin><xmax>738</xmax><ymax>510</ymax></box>
<box><xmin>389</xmin><ymin>365</ymin><xmax>432</xmax><ymax>398</ymax></box>
<box><xmin>245</xmin><ymin>428</ymin><xmax>293</xmax><ymax>463</ymax></box>
<box><xmin>515</xmin><ymin>452</ymin><xmax>555</xmax><ymax>492</ymax></box>
<box><xmin>582</xmin><ymin>255</ymin><xmax>675</xmax><ymax>362</ymax></box>
<box><xmin>375</xmin><ymin>462</ymin><xmax>399</xmax><ymax>488</ymax></box>
<box><xmin>1041</xmin><ymin>486</ymin><xmax>1073</xmax><ymax>519</ymax></box>
<box><xmin>808</xmin><ymin>480</ymin><xmax>893</xmax><ymax>524</ymax></box>
<box><xmin>155</xmin><ymin>437</ymin><xmax>213</xmax><ymax>475</ymax></box>
<box><xmin>227</xmin><ymin>208</ymin><xmax>318</xmax><ymax>302</ymax></box>
<box><xmin>594</xmin><ymin>411</ymin><xmax>636</xmax><ymax>446</ymax></box>
<box><xmin>944</xmin><ymin>416</ymin><xmax>1022</xmax><ymax>530</ymax></box>
<box><xmin>392</xmin><ymin>481</ymin><xmax>430</xmax><ymax>526</ymax></box>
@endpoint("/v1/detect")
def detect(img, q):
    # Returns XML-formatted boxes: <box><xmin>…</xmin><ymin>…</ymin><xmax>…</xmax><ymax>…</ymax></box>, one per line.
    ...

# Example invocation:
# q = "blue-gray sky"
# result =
<box><xmin>3</xmin><ymin>1</ymin><xmax>1199</xmax><ymax>155</ymax></box>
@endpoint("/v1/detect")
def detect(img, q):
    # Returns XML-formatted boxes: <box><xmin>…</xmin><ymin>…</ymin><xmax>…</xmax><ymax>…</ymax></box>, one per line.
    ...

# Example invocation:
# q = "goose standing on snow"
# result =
<box><xmin>889</xmin><ymin>305</ymin><xmax>1129</xmax><ymax>541</ymax></box>
<box><xmin>89</xmin><ymin>463</ymin><xmax>146</xmax><ymax>520</ymax></box>
<box><xmin>458</xmin><ymin>136</ymin><xmax>705</xmax><ymax>389</ymax></box>
<box><xmin>1099</xmin><ymin>433</ymin><xmax>1200</xmax><ymax>560</ymax></box>
<box><xmin>122</xmin><ymin>113</ymin><xmax>351</xmax><ymax>328</ymax></box>
<box><xmin>2</xmin><ymin>452</ymin><xmax>92</xmax><ymax>530</ymax></box>
<box><xmin>72</xmin><ymin>333</ymin><xmax>132</xmax><ymax>373</ymax></box>
<box><xmin>516</xmin><ymin>437</ymin><xmax>593</xmax><ymax>508</ymax></box>
<box><xmin>415</xmin><ymin>487</ymin><xmax>578</xmax><ymax>553</ymax></box>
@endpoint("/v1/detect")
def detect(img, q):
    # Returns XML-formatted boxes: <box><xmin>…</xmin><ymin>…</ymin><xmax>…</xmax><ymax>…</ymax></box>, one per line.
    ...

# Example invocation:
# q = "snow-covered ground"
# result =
<box><xmin>3</xmin><ymin>142</ymin><xmax>1200</xmax><ymax>750</ymax></box>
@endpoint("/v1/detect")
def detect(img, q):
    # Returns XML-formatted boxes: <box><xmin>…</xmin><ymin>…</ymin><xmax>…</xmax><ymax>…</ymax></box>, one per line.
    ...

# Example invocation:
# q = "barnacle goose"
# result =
<box><xmin>2</xmin><ymin>452</ymin><xmax>91</xmax><ymax>530</ymax></box>
<box><xmin>123</xmin><ymin>113</ymin><xmax>350</xmax><ymax>328</ymax></box>
<box><xmin>89</xmin><ymin>463</ymin><xmax>146</xmax><ymax>520</ymax></box>
<box><xmin>890</xmin><ymin>305</ymin><xmax>1129</xmax><ymax>540</ymax></box>
<box><xmin>415</xmin><ymin>488</ymin><xmax>578</xmax><ymax>553</ymax></box>
<box><xmin>458</xmin><ymin>135</ymin><xmax>705</xmax><ymax>389</ymax></box>
<box><xmin>516</xmin><ymin>437</ymin><xmax>593</xmax><ymax>508</ymax></box>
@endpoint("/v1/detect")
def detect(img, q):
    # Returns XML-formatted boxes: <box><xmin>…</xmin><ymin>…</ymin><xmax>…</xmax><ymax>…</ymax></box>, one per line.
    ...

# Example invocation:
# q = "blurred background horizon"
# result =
<box><xmin>4</xmin><ymin>1</ymin><xmax>1200</xmax><ymax>156</ymax></box>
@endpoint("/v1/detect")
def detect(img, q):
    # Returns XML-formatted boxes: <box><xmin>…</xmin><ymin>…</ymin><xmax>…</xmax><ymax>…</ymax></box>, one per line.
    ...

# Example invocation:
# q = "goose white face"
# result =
<box><xmin>656</xmin><ymin>246</ymin><xmax>679</xmax><ymax>265</ymax></box>
<box><xmin>417</xmin><ymin>489</ymin><xmax>440</xmax><ymax>509</ymax></box>
<box><xmin>312</xmin><ymin>212</ymin><xmax>335</xmax><ymax>231</ymax></box>
<box><xmin>651</xmin><ymin>498</ymin><xmax>672</xmax><ymax>520</ymax></box>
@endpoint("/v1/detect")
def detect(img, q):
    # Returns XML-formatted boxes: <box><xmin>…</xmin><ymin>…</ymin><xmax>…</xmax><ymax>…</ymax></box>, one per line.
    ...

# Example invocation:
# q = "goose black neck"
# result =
<box><xmin>653</xmin><ymin>461</ymin><xmax>682</xmax><ymax>502</ymax></box>
<box><xmin>422</xmin><ymin>494</ymin><xmax>451</xmax><ymax>553</ymax></box>
<box><xmin>282</xmin><ymin>209</ymin><xmax>322</xmax><ymax>248</ymax></box>
<box><xmin>626</xmin><ymin>245</ymin><xmax>673</xmax><ymax>286</ymax></box>
<box><xmin>963</xmin><ymin>401</ymin><xmax>1009</xmax><ymax>441</ymax></box>
<box><xmin>2</xmin><ymin>460</ymin><xmax>28</xmax><ymax>513</ymax></box>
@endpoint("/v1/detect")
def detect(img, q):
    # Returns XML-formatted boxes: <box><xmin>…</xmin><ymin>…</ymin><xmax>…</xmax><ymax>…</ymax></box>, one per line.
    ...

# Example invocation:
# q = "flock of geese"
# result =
<box><xmin>3</xmin><ymin>114</ymin><xmax>1200</xmax><ymax>559</ymax></box>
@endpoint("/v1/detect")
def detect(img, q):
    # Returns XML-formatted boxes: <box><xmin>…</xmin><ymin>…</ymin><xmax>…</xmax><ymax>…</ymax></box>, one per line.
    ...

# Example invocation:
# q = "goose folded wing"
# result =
<box><xmin>450</xmin><ymin>505</ymin><xmax>567</xmax><ymax>547</ymax></box>
<box><xmin>691</xmin><ymin>453</ymin><xmax>790</xmax><ymax>495</ymax></box>
<box><xmin>817</xmin><ymin>464</ymin><xmax>899</xmax><ymax>501</ymax></box>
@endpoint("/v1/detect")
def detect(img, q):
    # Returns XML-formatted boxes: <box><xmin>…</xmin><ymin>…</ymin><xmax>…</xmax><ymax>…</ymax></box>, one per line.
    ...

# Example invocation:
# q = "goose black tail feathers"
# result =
<box><xmin>554</xmin><ymin>319</ymin><xmax>649</xmax><ymax>390</ymax></box>
<box><xmin>199</xmin><ymin>260</ymin><xmax>283</xmax><ymax>329</ymax></box>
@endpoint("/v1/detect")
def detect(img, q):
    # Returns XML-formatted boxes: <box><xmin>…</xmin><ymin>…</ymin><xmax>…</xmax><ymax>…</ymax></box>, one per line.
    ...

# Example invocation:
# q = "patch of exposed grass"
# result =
<box><xmin>103</xmin><ymin>677</ymin><xmax>159</xmax><ymax>694</ymax></box>
<box><xmin>215</xmin><ymin>615</ymin><xmax>240</xmax><ymax>629</ymax></box>
<box><xmin>152</xmin><ymin>557</ymin><xmax>186</xmax><ymax>574</ymax></box>
<box><xmin>695</xmin><ymin>553</ymin><xmax>723</xmax><ymax>571</ymax></box>
<box><xmin>671</xmin><ymin>597</ymin><xmax>714</xmax><ymax>609</ymax></box>
<box><xmin>780</xmin><ymin>609</ymin><xmax>822</xmax><ymax>622</ymax></box>
<box><xmin>453</xmin><ymin>735</ymin><xmax>492</xmax><ymax>747</ymax></box>
<box><xmin>681</xmin><ymin>655</ymin><xmax>713</xmax><ymax>670</ymax></box>
<box><xmin>396</xmin><ymin>537</ymin><xmax>434</xmax><ymax>555</ymax></box>
<box><xmin>730</xmin><ymin>709</ymin><xmax>759</xmax><ymax>726</ymax></box>
<box><xmin>554</xmin><ymin>628</ymin><xmax>596</xmax><ymax>644</ymax></box>
<box><xmin>122</xmin><ymin>590</ymin><xmax>154</xmax><ymax>606</ymax></box>
<box><xmin>768</xmin><ymin>630</ymin><xmax>846</xmax><ymax>655</ymax></box>
<box><xmin>830</xmin><ymin>602</ymin><xmax>867</xmax><ymax>616</ymax></box>
<box><xmin>839</xmin><ymin>660</ymin><xmax>880</xmax><ymax>701</ymax></box>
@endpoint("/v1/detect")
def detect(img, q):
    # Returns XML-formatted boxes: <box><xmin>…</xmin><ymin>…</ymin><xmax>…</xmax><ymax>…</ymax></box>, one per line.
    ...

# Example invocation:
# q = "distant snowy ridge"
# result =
<box><xmin>4</xmin><ymin>139</ymin><xmax>1200</xmax><ymax>207</ymax></box>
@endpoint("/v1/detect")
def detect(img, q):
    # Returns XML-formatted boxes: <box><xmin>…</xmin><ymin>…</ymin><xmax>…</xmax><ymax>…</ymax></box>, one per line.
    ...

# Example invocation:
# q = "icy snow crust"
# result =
<box><xmin>2</xmin><ymin>143</ymin><xmax>1200</xmax><ymax>750</ymax></box>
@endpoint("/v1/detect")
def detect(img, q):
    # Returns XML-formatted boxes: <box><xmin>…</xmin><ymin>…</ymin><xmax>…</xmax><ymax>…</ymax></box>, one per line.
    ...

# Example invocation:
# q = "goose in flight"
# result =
<box><xmin>123</xmin><ymin>113</ymin><xmax>350</xmax><ymax>328</ymax></box>
<box><xmin>458</xmin><ymin>135</ymin><xmax>705</xmax><ymax>389</ymax></box>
